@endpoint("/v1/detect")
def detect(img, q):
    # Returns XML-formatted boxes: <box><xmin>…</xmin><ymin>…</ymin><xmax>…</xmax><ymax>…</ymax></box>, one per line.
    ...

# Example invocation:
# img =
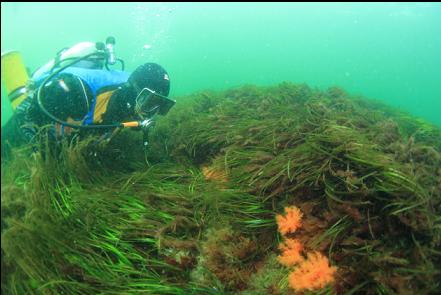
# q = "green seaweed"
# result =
<box><xmin>2</xmin><ymin>82</ymin><xmax>441</xmax><ymax>294</ymax></box>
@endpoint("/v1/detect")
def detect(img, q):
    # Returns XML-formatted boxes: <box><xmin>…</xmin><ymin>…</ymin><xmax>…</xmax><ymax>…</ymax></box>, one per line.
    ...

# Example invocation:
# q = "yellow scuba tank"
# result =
<box><xmin>1</xmin><ymin>50</ymin><xmax>30</xmax><ymax>110</ymax></box>
<box><xmin>1</xmin><ymin>42</ymin><xmax>102</xmax><ymax>112</ymax></box>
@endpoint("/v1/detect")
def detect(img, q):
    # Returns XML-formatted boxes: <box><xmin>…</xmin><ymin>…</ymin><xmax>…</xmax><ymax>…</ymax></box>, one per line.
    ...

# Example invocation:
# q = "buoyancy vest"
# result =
<box><xmin>61</xmin><ymin>67</ymin><xmax>131</xmax><ymax>125</ymax></box>
<box><xmin>34</xmin><ymin>67</ymin><xmax>131</xmax><ymax>125</ymax></box>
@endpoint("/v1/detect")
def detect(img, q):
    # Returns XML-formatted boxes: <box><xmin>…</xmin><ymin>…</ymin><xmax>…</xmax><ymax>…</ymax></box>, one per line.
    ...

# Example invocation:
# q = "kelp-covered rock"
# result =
<box><xmin>2</xmin><ymin>82</ymin><xmax>440</xmax><ymax>294</ymax></box>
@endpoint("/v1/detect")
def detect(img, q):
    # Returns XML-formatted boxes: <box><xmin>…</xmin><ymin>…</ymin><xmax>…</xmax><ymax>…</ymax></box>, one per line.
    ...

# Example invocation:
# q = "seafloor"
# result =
<box><xmin>2</xmin><ymin>83</ymin><xmax>440</xmax><ymax>294</ymax></box>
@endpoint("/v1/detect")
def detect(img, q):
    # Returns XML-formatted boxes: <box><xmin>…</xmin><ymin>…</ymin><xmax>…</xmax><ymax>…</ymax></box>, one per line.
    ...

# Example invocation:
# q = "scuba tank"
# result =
<box><xmin>31</xmin><ymin>42</ymin><xmax>104</xmax><ymax>80</ymax></box>
<box><xmin>1</xmin><ymin>37</ymin><xmax>124</xmax><ymax>113</ymax></box>
<box><xmin>1</xmin><ymin>50</ymin><xmax>30</xmax><ymax>110</ymax></box>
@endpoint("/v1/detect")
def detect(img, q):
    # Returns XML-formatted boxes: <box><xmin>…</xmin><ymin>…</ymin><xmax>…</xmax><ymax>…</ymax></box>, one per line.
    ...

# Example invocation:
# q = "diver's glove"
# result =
<box><xmin>94</xmin><ymin>129</ymin><xmax>120</xmax><ymax>150</ymax></box>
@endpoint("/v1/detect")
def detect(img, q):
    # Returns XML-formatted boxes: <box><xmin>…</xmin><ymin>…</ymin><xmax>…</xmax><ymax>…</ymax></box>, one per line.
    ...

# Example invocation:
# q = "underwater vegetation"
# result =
<box><xmin>1</xmin><ymin>82</ymin><xmax>441</xmax><ymax>294</ymax></box>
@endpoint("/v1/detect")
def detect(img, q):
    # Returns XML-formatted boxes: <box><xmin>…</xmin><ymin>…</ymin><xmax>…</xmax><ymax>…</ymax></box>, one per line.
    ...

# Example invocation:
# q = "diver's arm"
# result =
<box><xmin>100</xmin><ymin>85</ymin><xmax>136</xmax><ymax>124</ymax></box>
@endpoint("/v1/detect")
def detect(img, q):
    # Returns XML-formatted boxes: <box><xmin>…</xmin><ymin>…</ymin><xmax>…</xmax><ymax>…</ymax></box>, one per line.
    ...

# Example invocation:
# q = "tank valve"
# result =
<box><xmin>106</xmin><ymin>36</ymin><xmax>116</xmax><ymax>65</ymax></box>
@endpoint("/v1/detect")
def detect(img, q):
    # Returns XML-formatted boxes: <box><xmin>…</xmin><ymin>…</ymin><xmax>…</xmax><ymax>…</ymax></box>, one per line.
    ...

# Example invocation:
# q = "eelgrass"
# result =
<box><xmin>2</xmin><ymin>82</ymin><xmax>441</xmax><ymax>294</ymax></box>
<box><xmin>148</xmin><ymin>82</ymin><xmax>440</xmax><ymax>293</ymax></box>
<box><xmin>1</xmin><ymin>131</ymin><xmax>272</xmax><ymax>294</ymax></box>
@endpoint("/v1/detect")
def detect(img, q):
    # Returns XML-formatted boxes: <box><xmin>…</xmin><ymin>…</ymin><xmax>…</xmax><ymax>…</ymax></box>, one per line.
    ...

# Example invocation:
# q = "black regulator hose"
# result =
<box><xmin>37</xmin><ymin>52</ymin><xmax>125</xmax><ymax>130</ymax></box>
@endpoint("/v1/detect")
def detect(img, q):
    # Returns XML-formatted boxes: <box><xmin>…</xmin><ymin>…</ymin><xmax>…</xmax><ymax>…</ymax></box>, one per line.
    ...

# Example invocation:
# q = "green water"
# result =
<box><xmin>2</xmin><ymin>2</ymin><xmax>441</xmax><ymax>127</ymax></box>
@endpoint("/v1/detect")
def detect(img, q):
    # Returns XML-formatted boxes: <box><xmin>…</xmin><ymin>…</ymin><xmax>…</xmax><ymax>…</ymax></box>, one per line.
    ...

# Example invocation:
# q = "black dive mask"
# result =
<box><xmin>134</xmin><ymin>87</ymin><xmax>176</xmax><ymax>119</ymax></box>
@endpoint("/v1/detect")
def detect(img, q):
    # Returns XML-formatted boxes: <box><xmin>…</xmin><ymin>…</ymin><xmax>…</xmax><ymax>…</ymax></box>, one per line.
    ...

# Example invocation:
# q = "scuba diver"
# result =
<box><xmin>1</xmin><ymin>37</ymin><xmax>175</xmax><ymax>159</ymax></box>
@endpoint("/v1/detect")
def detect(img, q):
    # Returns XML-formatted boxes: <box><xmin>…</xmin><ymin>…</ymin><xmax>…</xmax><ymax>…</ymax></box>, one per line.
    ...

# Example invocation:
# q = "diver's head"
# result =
<box><xmin>128</xmin><ymin>63</ymin><xmax>170</xmax><ymax>96</ymax></box>
<box><xmin>127</xmin><ymin>63</ymin><xmax>174</xmax><ymax>119</ymax></box>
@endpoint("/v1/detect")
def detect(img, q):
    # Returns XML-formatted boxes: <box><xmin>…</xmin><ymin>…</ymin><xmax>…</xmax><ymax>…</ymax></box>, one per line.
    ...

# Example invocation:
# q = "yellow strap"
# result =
<box><xmin>93</xmin><ymin>90</ymin><xmax>114</xmax><ymax>123</ymax></box>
